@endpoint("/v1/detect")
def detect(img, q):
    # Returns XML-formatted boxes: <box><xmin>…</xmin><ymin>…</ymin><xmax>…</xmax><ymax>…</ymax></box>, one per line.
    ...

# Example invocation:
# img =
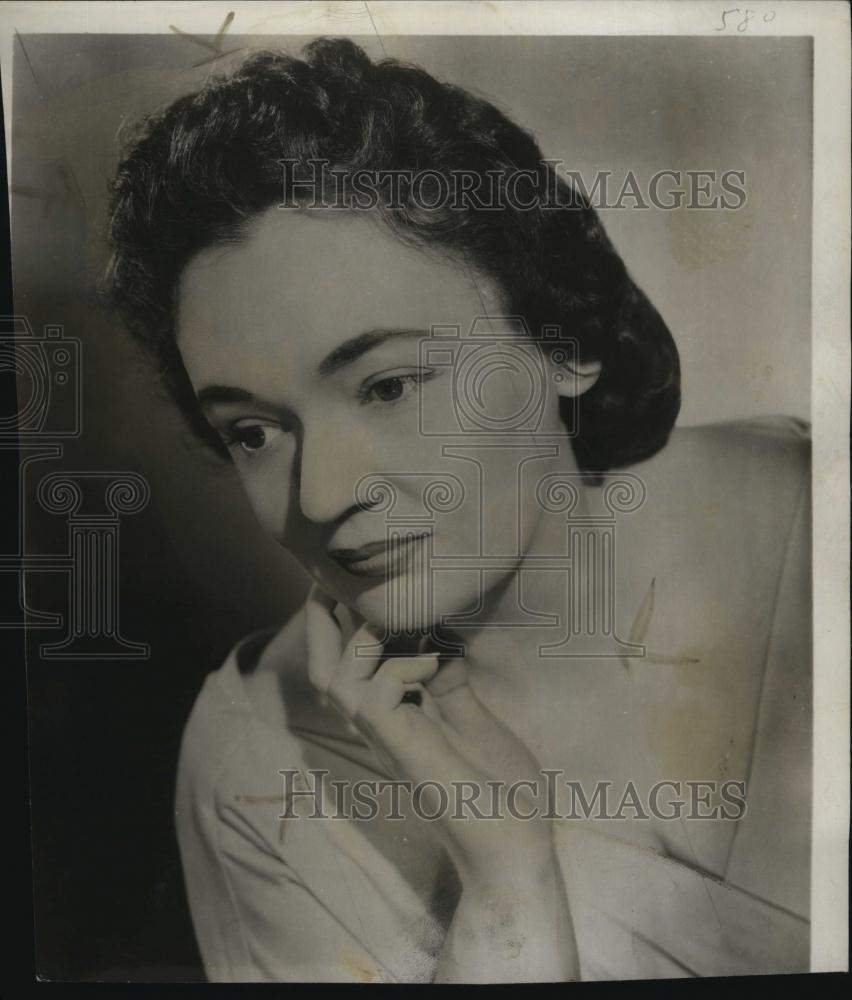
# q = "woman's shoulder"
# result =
<box><xmin>626</xmin><ymin>412</ymin><xmax>811</xmax><ymax>666</ymax></box>
<box><xmin>620</xmin><ymin>418</ymin><xmax>811</xmax><ymax>895</ymax></box>
<box><xmin>650</xmin><ymin>413</ymin><xmax>809</xmax><ymax>478</ymax></box>
<box><xmin>651</xmin><ymin>414</ymin><xmax>810</xmax><ymax>498</ymax></box>
<box><xmin>175</xmin><ymin>615</ymin><xmax>312</xmax><ymax>809</ymax></box>
<box><xmin>176</xmin><ymin>607</ymin><xmax>361</xmax><ymax>809</ymax></box>
<box><xmin>629</xmin><ymin>414</ymin><xmax>810</xmax><ymax>570</ymax></box>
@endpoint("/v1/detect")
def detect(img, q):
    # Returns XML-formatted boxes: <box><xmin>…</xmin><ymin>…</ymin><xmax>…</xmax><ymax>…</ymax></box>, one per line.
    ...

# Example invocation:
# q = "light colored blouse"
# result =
<box><xmin>175</xmin><ymin>417</ymin><xmax>811</xmax><ymax>982</ymax></box>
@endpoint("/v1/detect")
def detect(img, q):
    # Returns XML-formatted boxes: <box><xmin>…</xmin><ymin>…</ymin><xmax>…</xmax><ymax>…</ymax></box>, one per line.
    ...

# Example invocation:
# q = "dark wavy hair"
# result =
<box><xmin>105</xmin><ymin>37</ymin><xmax>680</xmax><ymax>473</ymax></box>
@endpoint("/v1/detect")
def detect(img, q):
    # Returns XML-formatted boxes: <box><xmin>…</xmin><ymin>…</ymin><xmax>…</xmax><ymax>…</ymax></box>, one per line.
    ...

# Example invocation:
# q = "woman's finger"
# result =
<box><xmin>304</xmin><ymin>584</ymin><xmax>343</xmax><ymax>693</ymax></box>
<box><xmin>341</xmin><ymin>620</ymin><xmax>387</xmax><ymax>682</ymax></box>
<box><xmin>417</xmin><ymin>686</ymin><xmax>444</xmax><ymax>724</ymax></box>
<box><xmin>322</xmin><ymin>620</ymin><xmax>387</xmax><ymax>719</ymax></box>
<box><xmin>374</xmin><ymin>655</ymin><xmax>440</xmax><ymax>687</ymax></box>
<box><xmin>365</xmin><ymin>657</ymin><xmax>441</xmax><ymax>717</ymax></box>
<box><xmin>424</xmin><ymin>656</ymin><xmax>473</xmax><ymax>702</ymax></box>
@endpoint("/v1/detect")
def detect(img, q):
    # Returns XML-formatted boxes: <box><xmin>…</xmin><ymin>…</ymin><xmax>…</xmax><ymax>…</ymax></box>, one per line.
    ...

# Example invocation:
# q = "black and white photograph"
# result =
<box><xmin>1</xmin><ymin>0</ymin><xmax>849</xmax><ymax>985</ymax></box>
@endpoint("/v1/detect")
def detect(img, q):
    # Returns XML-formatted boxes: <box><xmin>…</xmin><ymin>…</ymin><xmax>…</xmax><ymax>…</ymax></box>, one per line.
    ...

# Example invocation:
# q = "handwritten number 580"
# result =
<box><xmin>716</xmin><ymin>8</ymin><xmax>776</xmax><ymax>31</ymax></box>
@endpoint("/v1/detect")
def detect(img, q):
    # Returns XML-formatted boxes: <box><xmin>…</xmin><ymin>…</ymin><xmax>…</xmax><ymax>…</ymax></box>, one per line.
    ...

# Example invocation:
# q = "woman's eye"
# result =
<box><xmin>360</xmin><ymin>370</ymin><xmax>436</xmax><ymax>406</ymax></box>
<box><xmin>371</xmin><ymin>377</ymin><xmax>406</xmax><ymax>402</ymax></box>
<box><xmin>224</xmin><ymin>423</ymin><xmax>282</xmax><ymax>455</ymax></box>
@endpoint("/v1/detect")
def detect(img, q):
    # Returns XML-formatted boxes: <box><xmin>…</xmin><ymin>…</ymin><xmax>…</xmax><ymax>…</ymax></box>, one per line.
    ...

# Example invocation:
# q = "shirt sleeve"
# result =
<box><xmin>175</xmin><ymin>677</ymin><xmax>399</xmax><ymax>983</ymax></box>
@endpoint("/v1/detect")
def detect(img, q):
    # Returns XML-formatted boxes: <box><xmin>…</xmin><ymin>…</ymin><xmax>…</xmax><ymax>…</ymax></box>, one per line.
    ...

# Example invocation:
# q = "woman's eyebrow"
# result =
<box><xmin>197</xmin><ymin>385</ymin><xmax>255</xmax><ymax>409</ymax></box>
<box><xmin>196</xmin><ymin>328</ymin><xmax>430</xmax><ymax>408</ymax></box>
<box><xmin>317</xmin><ymin>328</ymin><xmax>429</xmax><ymax>377</ymax></box>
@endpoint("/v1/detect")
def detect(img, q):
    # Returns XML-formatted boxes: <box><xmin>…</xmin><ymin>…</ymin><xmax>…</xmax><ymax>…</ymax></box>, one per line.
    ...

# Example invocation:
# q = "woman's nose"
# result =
<box><xmin>296</xmin><ymin>423</ymin><xmax>377</xmax><ymax>525</ymax></box>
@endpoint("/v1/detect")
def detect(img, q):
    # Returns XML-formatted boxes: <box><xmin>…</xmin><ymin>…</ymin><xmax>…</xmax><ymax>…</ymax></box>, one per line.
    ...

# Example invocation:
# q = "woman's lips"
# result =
<box><xmin>329</xmin><ymin>532</ymin><xmax>431</xmax><ymax>578</ymax></box>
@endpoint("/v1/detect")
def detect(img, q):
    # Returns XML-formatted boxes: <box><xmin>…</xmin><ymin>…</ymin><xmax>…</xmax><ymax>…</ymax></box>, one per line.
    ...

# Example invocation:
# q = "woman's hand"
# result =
<box><xmin>305</xmin><ymin>584</ymin><xmax>579</xmax><ymax>981</ymax></box>
<box><xmin>306</xmin><ymin>584</ymin><xmax>553</xmax><ymax>885</ymax></box>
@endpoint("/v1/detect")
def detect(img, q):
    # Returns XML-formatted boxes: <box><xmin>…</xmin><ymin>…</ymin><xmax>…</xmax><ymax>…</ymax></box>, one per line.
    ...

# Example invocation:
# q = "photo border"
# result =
<box><xmin>0</xmin><ymin>0</ymin><xmax>848</xmax><ymax>975</ymax></box>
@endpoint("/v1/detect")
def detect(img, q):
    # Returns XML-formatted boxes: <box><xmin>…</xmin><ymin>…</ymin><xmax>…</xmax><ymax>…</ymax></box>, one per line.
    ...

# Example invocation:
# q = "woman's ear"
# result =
<box><xmin>552</xmin><ymin>356</ymin><xmax>602</xmax><ymax>398</ymax></box>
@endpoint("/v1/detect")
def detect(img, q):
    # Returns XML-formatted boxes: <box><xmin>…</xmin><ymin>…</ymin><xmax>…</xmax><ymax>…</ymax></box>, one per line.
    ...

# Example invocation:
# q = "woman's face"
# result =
<box><xmin>178</xmin><ymin>206</ymin><xmax>583</xmax><ymax>632</ymax></box>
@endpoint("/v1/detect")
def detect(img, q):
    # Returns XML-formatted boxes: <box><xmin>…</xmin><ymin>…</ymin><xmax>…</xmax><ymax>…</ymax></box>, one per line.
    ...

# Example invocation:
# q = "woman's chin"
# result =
<box><xmin>339</xmin><ymin>577</ymin><xmax>481</xmax><ymax>641</ymax></box>
<box><xmin>349</xmin><ymin>594</ymin><xmax>440</xmax><ymax>637</ymax></box>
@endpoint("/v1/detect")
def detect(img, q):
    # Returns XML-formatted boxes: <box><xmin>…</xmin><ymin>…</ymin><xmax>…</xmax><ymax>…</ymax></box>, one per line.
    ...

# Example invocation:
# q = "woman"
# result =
<box><xmin>105</xmin><ymin>38</ymin><xmax>811</xmax><ymax>982</ymax></box>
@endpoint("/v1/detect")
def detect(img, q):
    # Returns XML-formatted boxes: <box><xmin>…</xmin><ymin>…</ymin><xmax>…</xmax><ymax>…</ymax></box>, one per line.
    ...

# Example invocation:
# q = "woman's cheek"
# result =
<box><xmin>238</xmin><ymin>455</ymin><xmax>296</xmax><ymax>544</ymax></box>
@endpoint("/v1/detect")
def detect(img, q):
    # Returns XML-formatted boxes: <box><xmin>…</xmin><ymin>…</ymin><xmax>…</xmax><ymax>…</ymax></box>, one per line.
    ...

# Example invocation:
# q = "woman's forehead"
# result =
<box><xmin>176</xmin><ymin>206</ymin><xmax>503</xmax><ymax>373</ymax></box>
